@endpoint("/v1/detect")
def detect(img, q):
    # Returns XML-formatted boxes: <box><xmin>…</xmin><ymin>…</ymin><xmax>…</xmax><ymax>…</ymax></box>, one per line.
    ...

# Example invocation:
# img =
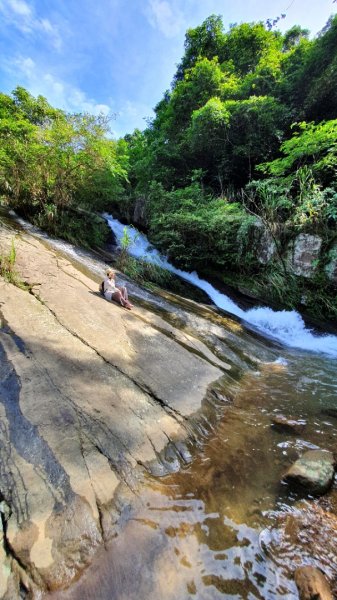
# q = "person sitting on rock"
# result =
<box><xmin>103</xmin><ymin>268</ymin><xmax>133</xmax><ymax>310</ymax></box>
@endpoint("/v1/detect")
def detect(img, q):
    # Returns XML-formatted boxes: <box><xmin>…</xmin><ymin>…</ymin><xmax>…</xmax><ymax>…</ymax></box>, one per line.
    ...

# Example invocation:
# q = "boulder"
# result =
<box><xmin>283</xmin><ymin>450</ymin><xmax>335</xmax><ymax>495</ymax></box>
<box><xmin>324</xmin><ymin>244</ymin><xmax>337</xmax><ymax>286</ymax></box>
<box><xmin>271</xmin><ymin>414</ymin><xmax>306</xmax><ymax>434</ymax></box>
<box><xmin>248</xmin><ymin>220</ymin><xmax>277</xmax><ymax>265</ymax></box>
<box><xmin>257</xmin><ymin>227</ymin><xmax>277</xmax><ymax>265</ymax></box>
<box><xmin>294</xmin><ymin>566</ymin><xmax>333</xmax><ymax>600</ymax></box>
<box><xmin>288</xmin><ymin>234</ymin><xmax>322</xmax><ymax>278</ymax></box>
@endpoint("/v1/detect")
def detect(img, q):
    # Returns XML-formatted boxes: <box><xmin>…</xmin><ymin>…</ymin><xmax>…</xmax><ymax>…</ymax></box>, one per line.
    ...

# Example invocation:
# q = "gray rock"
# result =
<box><xmin>248</xmin><ymin>220</ymin><xmax>277</xmax><ymax>265</ymax></box>
<box><xmin>283</xmin><ymin>450</ymin><xmax>336</xmax><ymax>495</ymax></box>
<box><xmin>289</xmin><ymin>233</ymin><xmax>322</xmax><ymax>278</ymax></box>
<box><xmin>324</xmin><ymin>244</ymin><xmax>337</xmax><ymax>286</ymax></box>
<box><xmin>257</xmin><ymin>227</ymin><xmax>277</xmax><ymax>265</ymax></box>
<box><xmin>0</xmin><ymin>224</ymin><xmax>224</xmax><ymax>597</ymax></box>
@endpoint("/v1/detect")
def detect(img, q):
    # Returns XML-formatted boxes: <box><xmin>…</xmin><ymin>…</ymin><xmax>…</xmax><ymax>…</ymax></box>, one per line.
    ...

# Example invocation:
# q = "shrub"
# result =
<box><xmin>0</xmin><ymin>238</ymin><xmax>17</xmax><ymax>283</ymax></box>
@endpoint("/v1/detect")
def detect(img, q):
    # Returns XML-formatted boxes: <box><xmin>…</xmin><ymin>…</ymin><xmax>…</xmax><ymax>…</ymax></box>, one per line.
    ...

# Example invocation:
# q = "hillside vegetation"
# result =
<box><xmin>1</xmin><ymin>15</ymin><xmax>337</xmax><ymax>320</ymax></box>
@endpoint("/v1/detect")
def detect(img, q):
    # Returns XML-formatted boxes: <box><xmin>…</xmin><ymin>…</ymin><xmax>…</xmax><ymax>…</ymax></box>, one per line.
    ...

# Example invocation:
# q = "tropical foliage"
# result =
<box><xmin>1</xmin><ymin>14</ymin><xmax>337</xmax><ymax>319</ymax></box>
<box><xmin>0</xmin><ymin>86</ymin><xmax>127</xmax><ymax>246</ymax></box>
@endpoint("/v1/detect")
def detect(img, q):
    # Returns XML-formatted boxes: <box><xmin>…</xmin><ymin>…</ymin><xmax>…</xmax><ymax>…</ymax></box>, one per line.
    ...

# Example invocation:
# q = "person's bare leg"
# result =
<box><xmin>112</xmin><ymin>290</ymin><xmax>132</xmax><ymax>309</ymax></box>
<box><xmin>117</xmin><ymin>286</ymin><xmax>133</xmax><ymax>307</ymax></box>
<box><xmin>122</xmin><ymin>286</ymin><xmax>133</xmax><ymax>306</ymax></box>
<box><xmin>112</xmin><ymin>290</ymin><xmax>125</xmax><ymax>306</ymax></box>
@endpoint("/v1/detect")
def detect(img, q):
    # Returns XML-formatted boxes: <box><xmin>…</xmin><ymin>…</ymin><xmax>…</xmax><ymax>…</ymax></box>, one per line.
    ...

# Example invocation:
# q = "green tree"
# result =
<box><xmin>175</xmin><ymin>15</ymin><xmax>226</xmax><ymax>81</ymax></box>
<box><xmin>0</xmin><ymin>88</ymin><xmax>128</xmax><ymax>245</ymax></box>
<box><xmin>258</xmin><ymin>119</ymin><xmax>337</xmax><ymax>181</ymax></box>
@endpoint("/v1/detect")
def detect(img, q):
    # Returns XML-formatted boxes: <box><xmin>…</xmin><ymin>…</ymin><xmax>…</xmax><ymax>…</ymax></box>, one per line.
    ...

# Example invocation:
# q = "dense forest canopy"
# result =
<box><xmin>0</xmin><ymin>86</ymin><xmax>128</xmax><ymax>245</ymax></box>
<box><xmin>127</xmin><ymin>14</ymin><xmax>337</xmax><ymax>196</ymax></box>
<box><xmin>1</xmin><ymin>14</ymin><xmax>337</xmax><ymax>318</ymax></box>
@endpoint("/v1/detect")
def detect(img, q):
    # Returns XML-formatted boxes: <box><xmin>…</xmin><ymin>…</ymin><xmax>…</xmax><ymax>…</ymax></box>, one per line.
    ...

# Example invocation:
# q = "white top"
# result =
<box><xmin>103</xmin><ymin>276</ymin><xmax>117</xmax><ymax>295</ymax></box>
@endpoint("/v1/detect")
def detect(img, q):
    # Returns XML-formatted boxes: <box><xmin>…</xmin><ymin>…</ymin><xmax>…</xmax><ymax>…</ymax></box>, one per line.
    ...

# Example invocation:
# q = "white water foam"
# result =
<box><xmin>105</xmin><ymin>215</ymin><xmax>337</xmax><ymax>357</ymax></box>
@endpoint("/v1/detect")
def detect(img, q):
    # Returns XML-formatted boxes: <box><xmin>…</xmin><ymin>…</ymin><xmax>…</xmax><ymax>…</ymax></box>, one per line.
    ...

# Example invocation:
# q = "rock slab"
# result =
<box><xmin>0</xmin><ymin>224</ymin><xmax>224</xmax><ymax>598</ymax></box>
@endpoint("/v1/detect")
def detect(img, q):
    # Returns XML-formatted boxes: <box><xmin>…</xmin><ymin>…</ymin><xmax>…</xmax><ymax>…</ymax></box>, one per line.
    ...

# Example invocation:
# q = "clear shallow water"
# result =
<box><xmin>52</xmin><ymin>352</ymin><xmax>337</xmax><ymax>600</ymax></box>
<box><xmin>6</xmin><ymin>209</ymin><xmax>337</xmax><ymax>598</ymax></box>
<box><xmin>105</xmin><ymin>215</ymin><xmax>337</xmax><ymax>357</ymax></box>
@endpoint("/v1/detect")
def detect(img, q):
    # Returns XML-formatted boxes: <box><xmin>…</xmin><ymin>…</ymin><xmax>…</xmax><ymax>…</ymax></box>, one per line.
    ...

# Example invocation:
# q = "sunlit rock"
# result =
<box><xmin>283</xmin><ymin>450</ymin><xmax>335</xmax><ymax>495</ymax></box>
<box><xmin>0</xmin><ymin>222</ymin><xmax>225</xmax><ymax>596</ymax></box>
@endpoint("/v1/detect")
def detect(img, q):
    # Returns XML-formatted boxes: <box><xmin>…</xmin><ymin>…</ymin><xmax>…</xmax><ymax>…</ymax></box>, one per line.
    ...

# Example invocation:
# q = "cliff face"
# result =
<box><xmin>0</xmin><ymin>225</ymin><xmax>224</xmax><ymax>598</ymax></box>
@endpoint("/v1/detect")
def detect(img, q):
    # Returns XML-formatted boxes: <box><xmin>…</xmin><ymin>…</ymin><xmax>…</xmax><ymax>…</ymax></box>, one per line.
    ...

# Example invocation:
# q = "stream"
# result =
<box><xmin>104</xmin><ymin>214</ymin><xmax>337</xmax><ymax>357</ymax></box>
<box><xmin>5</xmin><ymin>209</ymin><xmax>337</xmax><ymax>599</ymax></box>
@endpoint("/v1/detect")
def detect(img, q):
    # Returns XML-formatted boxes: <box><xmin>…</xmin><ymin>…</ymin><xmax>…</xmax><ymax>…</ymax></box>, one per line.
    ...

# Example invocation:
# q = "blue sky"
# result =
<box><xmin>0</xmin><ymin>0</ymin><xmax>336</xmax><ymax>137</ymax></box>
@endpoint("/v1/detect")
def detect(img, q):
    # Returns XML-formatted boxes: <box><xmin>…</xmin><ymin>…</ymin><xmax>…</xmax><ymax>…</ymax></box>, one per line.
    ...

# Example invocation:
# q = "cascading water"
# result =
<box><xmin>5</xmin><ymin>208</ymin><xmax>337</xmax><ymax>600</ymax></box>
<box><xmin>105</xmin><ymin>214</ymin><xmax>337</xmax><ymax>357</ymax></box>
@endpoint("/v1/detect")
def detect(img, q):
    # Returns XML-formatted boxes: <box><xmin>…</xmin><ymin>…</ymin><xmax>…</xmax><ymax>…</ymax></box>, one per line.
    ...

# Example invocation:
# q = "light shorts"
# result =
<box><xmin>104</xmin><ymin>290</ymin><xmax>117</xmax><ymax>301</ymax></box>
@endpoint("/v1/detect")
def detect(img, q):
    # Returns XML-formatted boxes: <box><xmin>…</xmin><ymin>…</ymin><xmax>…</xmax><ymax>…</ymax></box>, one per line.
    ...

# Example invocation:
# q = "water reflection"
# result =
<box><xmin>6</xmin><ymin>209</ymin><xmax>336</xmax><ymax>598</ymax></box>
<box><xmin>52</xmin><ymin>349</ymin><xmax>337</xmax><ymax>600</ymax></box>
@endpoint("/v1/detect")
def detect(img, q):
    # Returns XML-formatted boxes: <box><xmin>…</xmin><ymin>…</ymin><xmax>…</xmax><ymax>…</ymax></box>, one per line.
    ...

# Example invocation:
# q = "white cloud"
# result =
<box><xmin>8</xmin><ymin>0</ymin><xmax>32</xmax><ymax>17</ymax></box>
<box><xmin>146</xmin><ymin>0</ymin><xmax>184</xmax><ymax>38</ymax></box>
<box><xmin>110</xmin><ymin>99</ymin><xmax>154</xmax><ymax>137</ymax></box>
<box><xmin>15</xmin><ymin>56</ymin><xmax>35</xmax><ymax>76</ymax></box>
<box><xmin>0</xmin><ymin>0</ymin><xmax>62</xmax><ymax>49</ymax></box>
<box><xmin>8</xmin><ymin>55</ymin><xmax>111</xmax><ymax>117</ymax></box>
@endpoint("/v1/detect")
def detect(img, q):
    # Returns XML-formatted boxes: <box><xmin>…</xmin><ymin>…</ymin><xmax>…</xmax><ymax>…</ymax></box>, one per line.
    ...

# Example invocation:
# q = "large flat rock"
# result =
<box><xmin>0</xmin><ymin>226</ymin><xmax>223</xmax><ymax>597</ymax></box>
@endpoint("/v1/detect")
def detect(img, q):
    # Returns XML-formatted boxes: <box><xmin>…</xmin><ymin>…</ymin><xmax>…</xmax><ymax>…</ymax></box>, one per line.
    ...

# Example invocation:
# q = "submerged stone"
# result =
<box><xmin>295</xmin><ymin>565</ymin><xmax>333</xmax><ymax>600</ymax></box>
<box><xmin>259</xmin><ymin>502</ymin><xmax>337</xmax><ymax>596</ymax></box>
<box><xmin>271</xmin><ymin>414</ymin><xmax>306</xmax><ymax>434</ymax></box>
<box><xmin>283</xmin><ymin>450</ymin><xmax>336</xmax><ymax>495</ymax></box>
<box><xmin>321</xmin><ymin>407</ymin><xmax>337</xmax><ymax>420</ymax></box>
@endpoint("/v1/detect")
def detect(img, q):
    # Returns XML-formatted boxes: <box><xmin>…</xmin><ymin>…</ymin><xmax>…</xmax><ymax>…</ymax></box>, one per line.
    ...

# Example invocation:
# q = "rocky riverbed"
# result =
<box><xmin>1</xmin><ymin>220</ymin><xmax>337</xmax><ymax>600</ymax></box>
<box><xmin>0</xmin><ymin>223</ymin><xmax>232</xmax><ymax>598</ymax></box>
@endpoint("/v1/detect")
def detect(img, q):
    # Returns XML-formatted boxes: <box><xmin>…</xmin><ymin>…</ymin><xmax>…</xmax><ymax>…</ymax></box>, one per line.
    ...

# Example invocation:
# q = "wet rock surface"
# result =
<box><xmin>294</xmin><ymin>565</ymin><xmax>333</xmax><ymax>600</ymax></box>
<box><xmin>0</xmin><ymin>224</ymin><xmax>226</xmax><ymax>597</ymax></box>
<box><xmin>283</xmin><ymin>450</ymin><xmax>336</xmax><ymax>495</ymax></box>
<box><xmin>271</xmin><ymin>414</ymin><xmax>307</xmax><ymax>434</ymax></box>
<box><xmin>2</xmin><ymin>219</ymin><xmax>337</xmax><ymax>600</ymax></box>
<box><xmin>260</xmin><ymin>502</ymin><xmax>337</xmax><ymax>597</ymax></box>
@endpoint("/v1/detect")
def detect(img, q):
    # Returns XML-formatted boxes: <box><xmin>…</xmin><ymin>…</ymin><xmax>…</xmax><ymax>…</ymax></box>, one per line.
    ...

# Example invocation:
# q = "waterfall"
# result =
<box><xmin>105</xmin><ymin>214</ymin><xmax>337</xmax><ymax>357</ymax></box>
